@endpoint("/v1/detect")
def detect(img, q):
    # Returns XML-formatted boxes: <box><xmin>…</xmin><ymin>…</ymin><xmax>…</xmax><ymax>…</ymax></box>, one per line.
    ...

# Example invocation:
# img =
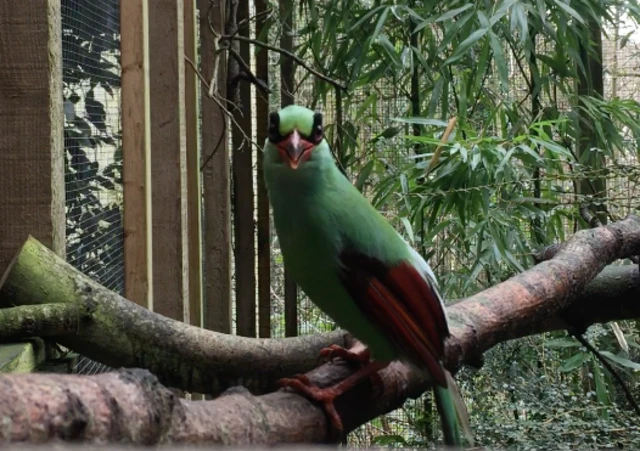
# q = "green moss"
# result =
<box><xmin>0</xmin><ymin>340</ymin><xmax>45</xmax><ymax>373</ymax></box>
<box><xmin>1</xmin><ymin>236</ymin><xmax>80</xmax><ymax>308</ymax></box>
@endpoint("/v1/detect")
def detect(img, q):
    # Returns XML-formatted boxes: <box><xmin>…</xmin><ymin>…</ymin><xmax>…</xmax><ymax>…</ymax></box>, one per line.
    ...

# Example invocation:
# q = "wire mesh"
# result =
<box><xmin>61</xmin><ymin>0</ymin><xmax>123</xmax><ymax>375</ymax></box>
<box><xmin>53</xmin><ymin>0</ymin><xmax>640</xmax><ymax>440</ymax></box>
<box><xmin>236</xmin><ymin>5</ymin><xmax>640</xmax><ymax>447</ymax></box>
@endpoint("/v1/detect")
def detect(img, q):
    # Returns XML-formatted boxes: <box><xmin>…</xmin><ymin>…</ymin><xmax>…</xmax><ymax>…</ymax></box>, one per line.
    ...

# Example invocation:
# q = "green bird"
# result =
<box><xmin>263</xmin><ymin>105</ymin><xmax>471</xmax><ymax>446</ymax></box>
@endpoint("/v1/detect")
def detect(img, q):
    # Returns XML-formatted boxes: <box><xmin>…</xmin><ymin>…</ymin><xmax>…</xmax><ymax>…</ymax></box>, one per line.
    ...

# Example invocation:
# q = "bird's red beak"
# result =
<box><xmin>277</xmin><ymin>129</ymin><xmax>315</xmax><ymax>170</ymax></box>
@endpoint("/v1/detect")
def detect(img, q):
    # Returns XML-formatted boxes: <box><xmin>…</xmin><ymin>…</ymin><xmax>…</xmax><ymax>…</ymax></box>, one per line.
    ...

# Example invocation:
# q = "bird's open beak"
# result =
<box><xmin>277</xmin><ymin>129</ymin><xmax>315</xmax><ymax>170</ymax></box>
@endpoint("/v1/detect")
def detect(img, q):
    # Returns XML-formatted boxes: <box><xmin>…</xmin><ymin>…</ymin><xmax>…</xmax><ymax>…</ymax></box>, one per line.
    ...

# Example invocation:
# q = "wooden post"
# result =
<box><xmin>199</xmin><ymin>0</ymin><xmax>232</xmax><ymax>334</ymax></box>
<box><xmin>577</xmin><ymin>19</ymin><xmax>607</xmax><ymax>225</ymax></box>
<box><xmin>148</xmin><ymin>0</ymin><xmax>190</xmax><ymax>322</ymax></box>
<box><xmin>280</xmin><ymin>0</ymin><xmax>298</xmax><ymax>337</ymax></box>
<box><xmin>231</xmin><ymin>0</ymin><xmax>256</xmax><ymax>338</ymax></box>
<box><xmin>184</xmin><ymin>0</ymin><xmax>203</xmax><ymax>328</ymax></box>
<box><xmin>255</xmin><ymin>0</ymin><xmax>271</xmax><ymax>339</ymax></box>
<box><xmin>0</xmin><ymin>2</ymin><xmax>65</xmax><ymax>274</ymax></box>
<box><xmin>121</xmin><ymin>0</ymin><xmax>153</xmax><ymax>309</ymax></box>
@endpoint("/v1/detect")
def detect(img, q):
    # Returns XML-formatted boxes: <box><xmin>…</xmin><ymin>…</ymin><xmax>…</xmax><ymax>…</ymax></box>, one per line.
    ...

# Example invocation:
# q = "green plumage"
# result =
<box><xmin>263</xmin><ymin>105</ymin><xmax>470</xmax><ymax>447</ymax></box>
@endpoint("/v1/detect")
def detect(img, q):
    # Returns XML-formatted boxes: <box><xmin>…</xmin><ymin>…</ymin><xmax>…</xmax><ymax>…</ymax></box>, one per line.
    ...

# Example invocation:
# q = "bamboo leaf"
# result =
<box><xmin>400</xmin><ymin>217</ymin><xmax>415</xmax><ymax>245</ymax></box>
<box><xmin>355</xmin><ymin>160</ymin><xmax>375</xmax><ymax>192</ymax></box>
<box><xmin>553</xmin><ymin>0</ymin><xmax>586</xmax><ymax>24</ymax></box>
<box><xmin>372</xmin><ymin>7</ymin><xmax>390</xmax><ymax>42</ymax></box>
<box><xmin>446</xmin><ymin>27</ymin><xmax>490</xmax><ymax>64</ymax></box>
<box><xmin>492</xmin><ymin>0</ymin><xmax>519</xmax><ymax>23</ymax></box>
<box><xmin>394</xmin><ymin>117</ymin><xmax>449</xmax><ymax>127</ymax></box>
<box><xmin>591</xmin><ymin>360</ymin><xmax>611</xmax><ymax>410</ymax></box>
<box><xmin>559</xmin><ymin>352</ymin><xmax>590</xmax><ymax>372</ymax></box>
<box><xmin>436</xmin><ymin>4</ymin><xmax>475</xmax><ymax>23</ymax></box>
<box><xmin>600</xmin><ymin>351</ymin><xmax>640</xmax><ymax>371</ymax></box>
<box><xmin>376</xmin><ymin>34</ymin><xmax>402</xmax><ymax>67</ymax></box>
<box><xmin>347</xmin><ymin>5</ymin><xmax>387</xmax><ymax>33</ymax></box>
<box><xmin>510</xmin><ymin>2</ymin><xmax>529</xmax><ymax>44</ymax></box>
<box><xmin>489</xmin><ymin>31</ymin><xmax>508</xmax><ymax>91</ymax></box>
<box><xmin>610</xmin><ymin>322</ymin><xmax>630</xmax><ymax>354</ymax></box>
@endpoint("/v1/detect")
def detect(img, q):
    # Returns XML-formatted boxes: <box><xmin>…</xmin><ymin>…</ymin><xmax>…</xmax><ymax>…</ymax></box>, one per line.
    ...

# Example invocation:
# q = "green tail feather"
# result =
<box><xmin>434</xmin><ymin>385</ymin><xmax>462</xmax><ymax>447</ymax></box>
<box><xmin>433</xmin><ymin>370</ymin><xmax>474</xmax><ymax>448</ymax></box>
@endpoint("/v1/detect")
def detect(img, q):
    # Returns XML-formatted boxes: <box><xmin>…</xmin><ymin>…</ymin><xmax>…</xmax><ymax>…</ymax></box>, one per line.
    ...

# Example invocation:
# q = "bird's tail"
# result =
<box><xmin>433</xmin><ymin>370</ymin><xmax>473</xmax><ymax>448</ymax></box>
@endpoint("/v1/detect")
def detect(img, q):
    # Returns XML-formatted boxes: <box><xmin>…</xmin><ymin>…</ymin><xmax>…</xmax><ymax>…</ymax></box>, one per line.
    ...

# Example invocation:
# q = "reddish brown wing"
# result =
<box><xmin>339</xmin><ymin>250</ymin><xmax>450</xmax><ymax>386</ymax></box>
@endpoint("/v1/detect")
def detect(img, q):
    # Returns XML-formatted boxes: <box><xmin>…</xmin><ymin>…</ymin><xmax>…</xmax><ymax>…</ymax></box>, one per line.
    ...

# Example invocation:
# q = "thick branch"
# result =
<box><xmin>0</xmin><ymin>369</ymin><xmax>327</xmax><ymax>445</ymax></box>
<box><xmin>0</xmin><ymin>258</ymin><xmax>637</xmax><ymax>447</ymax></box>
<box><xmin>0</xmin><ymin>217</ymin><xmax>639</xmax><ymax>445</ymax></box>
<box><xmin>1</xmin><ymin>216</ymin><xmax>639</xmax><ymax>397</ymax></box>
<box><xmin>0</xmin><ymin>303</ymin><xmax>89</xmax><ymax>340</ymax></box>
<box><xmin>444</xmin><ymin>215</ymin><xmax>640</xmax><ymax>369</ymax></box>
<box><xmin>0</xmin><ymin>237</ymin><xmax>347</xmax><ymax>396</ymax></box>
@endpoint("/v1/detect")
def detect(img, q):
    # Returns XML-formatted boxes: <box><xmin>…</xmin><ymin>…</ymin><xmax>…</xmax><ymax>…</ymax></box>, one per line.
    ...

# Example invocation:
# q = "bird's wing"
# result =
<box><xmin>338</xmin><ymin>249</ymin><xmax>450</xmax><ymax>386</ymax></box>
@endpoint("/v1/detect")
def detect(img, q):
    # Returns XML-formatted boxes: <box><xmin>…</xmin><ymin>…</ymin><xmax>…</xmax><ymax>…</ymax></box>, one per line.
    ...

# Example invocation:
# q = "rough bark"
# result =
<box><xmin>1</xmin><ymin>216</ymin><xmax>639</xmax><ymax>392</ymax></box>
<box><xmin>0</xmin><ymin>217</ymin><xmax>639</xmax><ymax>445</ymax></box>
<box><xmin>0</xmin><ymin>369</ymin><xmax>327</xmax><ymax>445</ymax></box>
<box><xmin>443</xmin><ymin>214</ymin><xmax>640</xmax><ymax>370</ymax></box>
<box><xmin>0</xmin><ymin>236</ymin><xmax>347</xmax><ymax>396</ymax></box>
<box><xmin>0</xmin><ymin>259</ymin><xmax>637</xmax><ymax>446</ymax></box>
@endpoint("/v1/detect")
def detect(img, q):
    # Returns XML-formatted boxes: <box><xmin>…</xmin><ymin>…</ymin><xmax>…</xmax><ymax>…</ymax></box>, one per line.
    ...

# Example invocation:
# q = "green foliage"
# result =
<box><xmin>277</xmin><ymin>0</ymin><xmax>640</xmax><ymax>448</ymax></box>
<box><xmin>463</xmin><ymin>331</ymin><xmax>640</xmax><ymax>451</ymax></box>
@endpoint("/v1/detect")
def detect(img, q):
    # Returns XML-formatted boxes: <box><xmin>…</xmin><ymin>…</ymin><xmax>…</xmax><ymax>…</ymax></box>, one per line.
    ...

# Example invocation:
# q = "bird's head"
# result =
<box><xmin>264</xmin><ymin>105</ymin><xmax>331</xmax><ymax>171</ymax></box>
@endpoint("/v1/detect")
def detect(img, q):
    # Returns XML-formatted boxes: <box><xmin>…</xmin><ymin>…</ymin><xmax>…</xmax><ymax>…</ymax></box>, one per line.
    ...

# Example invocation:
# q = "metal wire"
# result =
<box><xmin>62</xmin><ymin>0</ymin><xmax>122</xmax><ymax>376</ymax></box>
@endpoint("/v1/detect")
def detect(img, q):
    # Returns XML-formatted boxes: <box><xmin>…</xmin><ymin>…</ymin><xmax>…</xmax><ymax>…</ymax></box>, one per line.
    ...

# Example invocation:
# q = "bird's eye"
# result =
<box><xmin>312</xmin><ymin>112</ymin><xmax>324</xmax><ymax>143</ymax></box>
<box><xmin>268</xmin><ymin>112</ymin><xmax>282</xmax><ymax>143</ymax></box>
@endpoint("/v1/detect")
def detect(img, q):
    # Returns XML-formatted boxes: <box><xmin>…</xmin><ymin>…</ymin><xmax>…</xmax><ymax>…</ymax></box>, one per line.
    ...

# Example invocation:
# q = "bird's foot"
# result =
<box><xmin>319</xmin><ymin>344</ymin><xmax>371</xmax><ymax>365</ymax></box>
<box><xmin>277</xmin><ymin>361</ymin><xmax>389</xmax><ymax>434</ymax></box>
<box><xmin>317</xmin><ymin>343</ymin><xmax>384</xmax><ymax>395</ymax></box>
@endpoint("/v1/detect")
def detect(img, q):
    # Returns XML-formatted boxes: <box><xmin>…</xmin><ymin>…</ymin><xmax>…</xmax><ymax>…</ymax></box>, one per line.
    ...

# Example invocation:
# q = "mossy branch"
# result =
<box><xmin>0</xmin><ymin>236</ymin><xmax>347</xmax><ymax>396</ymax></box>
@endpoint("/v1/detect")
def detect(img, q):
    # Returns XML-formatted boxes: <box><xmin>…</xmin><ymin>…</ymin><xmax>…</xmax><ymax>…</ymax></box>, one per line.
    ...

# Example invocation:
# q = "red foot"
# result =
<box><xmin>278</xmin><ymin>374</ymin><xmax>345</xmax><ymax>431</ymax></box>
<box><xmin>277</xmin><ymin>361</ymin><xmax>390</xmax><ymax>433</ymax></box>
<box><xmin>319</xmin><ymin>344</ymin><xmax>371</xmax><ymax>364</ymax></box>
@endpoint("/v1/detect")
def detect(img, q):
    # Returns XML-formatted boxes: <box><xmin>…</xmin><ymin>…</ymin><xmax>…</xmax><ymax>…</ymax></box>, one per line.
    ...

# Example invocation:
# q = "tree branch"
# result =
<box><xmin>569</xmin><ymin>331</ymin><xmax>640</xmax><ymax>417</ymax></box>
<box><xmin>219</xmin><ymin>33</ymin><xmax>348</xmax><ymax>91</ymax></box>
<box><xmin>0</xmin><ymin>216</ymin><xmax>639</xmax><ymax>446</ymax></box>
<box><xmin>445</xmin><ymin>215</ymin><xmax>640</xmax><ymax>369</ymax></box>
<box><xmin>0</xmin><ymin>236</ymin><xmax>348</xmax><ymax>396</ymax></box>
<box><xmin>0</xmin><ymin>262</ymin><xmax>637</xmax><ymax>446</ymax></box>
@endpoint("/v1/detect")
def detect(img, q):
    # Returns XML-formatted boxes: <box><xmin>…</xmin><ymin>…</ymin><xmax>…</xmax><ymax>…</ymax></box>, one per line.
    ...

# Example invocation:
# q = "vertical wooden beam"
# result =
<box><xmin>148</xmin><ymin>0</ymin><xmax>190</xmax><ymax>322</ymax></box>
<box><xmin>121</xmin><ymin>0</ymin><xmax>153</xmax><ymax>309</ymax></box>
<box><xmin>184</xmin><ymin>0</ymin><xmax>203</xmax><ymax>327</ymax></box>
<box><xmin>0</xmin><ymin>2</ymin><xmax>65</xmax><ymax>274</ymax></box>
<box><xmin>255</xmin><ymin>0</ymin><xmax>271</xmax><ymax>339</ymax></box>
<box><xmin>231</xmin><ymin>0</ymin><xmax>256</xmax><ymax>338</ymax></box>
<box><xmin>280</xmin><ymin>0</ymin><xmax>298</xmax><ymax>337</ymax></box>
<box><xmin>199</xmin><ymin>0</ymin><xmax>232</xmax><ymax>334</ymax></box>
<box><xmin>577</xmin><ymin>19</ymin><xmax>607</xmax><ymax>225</ymax></box>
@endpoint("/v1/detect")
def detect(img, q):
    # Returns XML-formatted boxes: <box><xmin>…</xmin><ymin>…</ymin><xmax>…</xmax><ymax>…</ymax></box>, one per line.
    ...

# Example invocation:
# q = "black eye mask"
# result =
<box><xmin>268</xmin><ymin>112</ymin><xmax>282</xmax><ymax>143</ymax></box>
<box><xmin>267</xmin><ymin>111</ymin><xmax>324</xmax><ymax>144</ymax></box>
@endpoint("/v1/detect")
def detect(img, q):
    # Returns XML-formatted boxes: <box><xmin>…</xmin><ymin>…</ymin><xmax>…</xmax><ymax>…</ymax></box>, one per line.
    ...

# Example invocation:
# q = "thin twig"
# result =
<box><xmin>233</xmin><ymin>7</ymin><xmax>274</xmax><ymax>39</ymax></box>
<box><xmin>227</xmin><ymin>47</ymin><xmax>271</xmax><ymax>94</ymax></box>
<box><xmin>568</xmin><ymin>331</ymin><xmax>640</xmax><ymax>418</ymax></box>
<box><xmin>579</xmin><ymin>202</ymin><xmax>604</xmax><ymax>228</ymax></box>
<box><xmin>184</xmin><ymin>56</ymin><xmax>262</xmax><ymax>170</ymax></box>
<box><xmin>425</xmin><ymin>117</ymin><xmax>457</xmax><ymax>176</ymax></box>
<box><xmin>184</xmin><ymin>56</ymin><xmax>228</xmax><ymax>169</ymax></box>
<box><xmin>219</xmin><ymin>33</ymin><xmax>347</xmax><ymax>91</ymax></box>
<box><xmin>207</xmin><ymin>0</ymin><xmax>222</xmax><ymax>99</ymax></box>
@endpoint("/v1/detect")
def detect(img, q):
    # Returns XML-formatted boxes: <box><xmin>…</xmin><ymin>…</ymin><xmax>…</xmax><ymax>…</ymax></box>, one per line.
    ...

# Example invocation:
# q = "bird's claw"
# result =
<box><xmin>277</xmin><ymin>375</ymin><xmax>345</xmax><ymax>432</ymax></box>
<box><xmin>318</xmin><ymin>344</ymin><xmax>371</xmax><ymax>365</ymax></box>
